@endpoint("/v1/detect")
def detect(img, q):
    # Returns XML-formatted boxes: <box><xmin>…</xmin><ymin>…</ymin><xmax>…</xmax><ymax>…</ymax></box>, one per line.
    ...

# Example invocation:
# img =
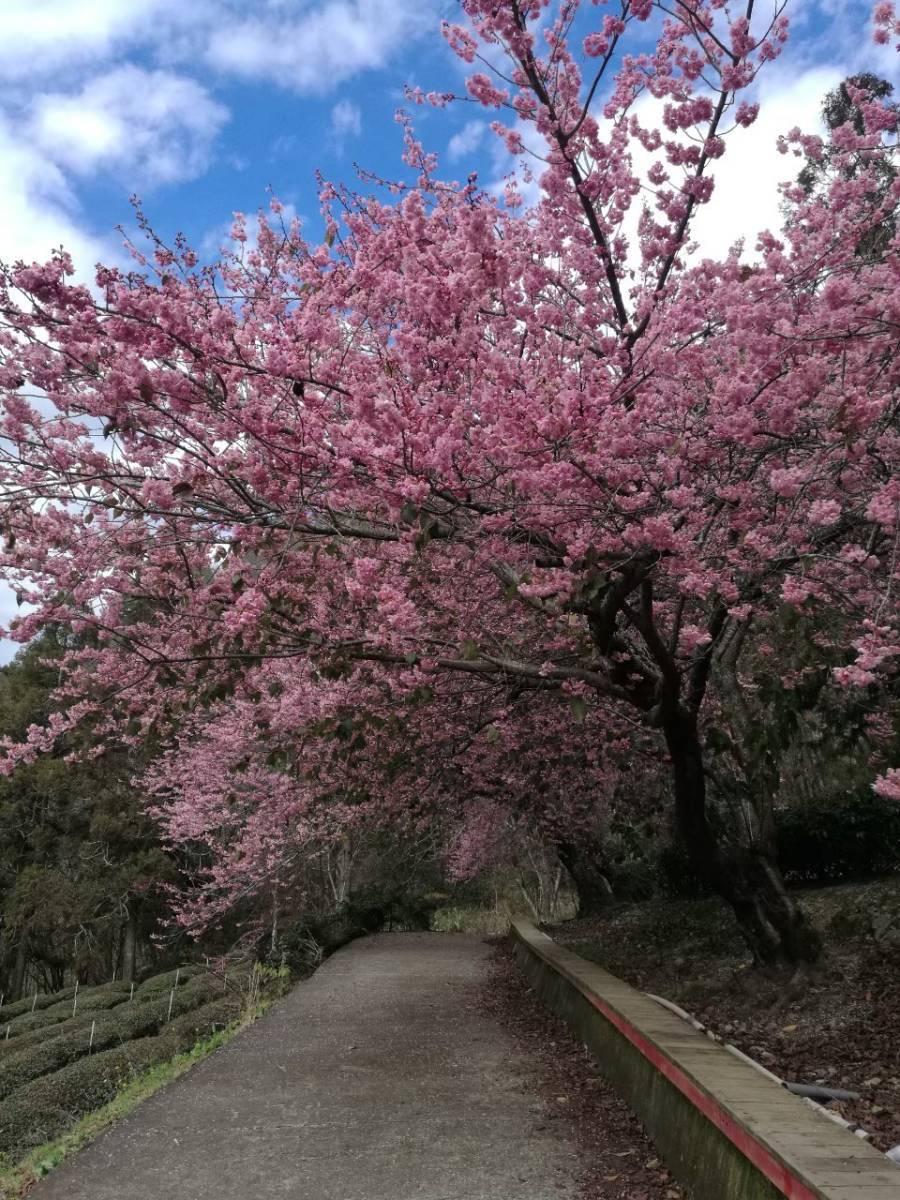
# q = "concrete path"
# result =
<box><xmin>35</xmin><ymin>934</ymin><xmax>580</xmax><ymax>1200</ymax></box>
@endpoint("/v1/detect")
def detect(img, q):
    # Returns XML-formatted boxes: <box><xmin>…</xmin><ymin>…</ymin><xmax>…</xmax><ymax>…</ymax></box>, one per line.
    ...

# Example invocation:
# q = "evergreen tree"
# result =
<box><xmin>0</xmin><ymin>630</ymin><xmax>172</xmax><ymax>996</ymax></box>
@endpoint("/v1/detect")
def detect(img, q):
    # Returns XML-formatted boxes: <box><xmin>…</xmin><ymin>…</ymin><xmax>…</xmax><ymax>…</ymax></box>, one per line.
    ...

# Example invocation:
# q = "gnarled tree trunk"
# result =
<box><xmin>663</xmin><ymin>712</ymin><xmax>822</xmax><ymax>969</ymax></box>
<box><xmin>557</xmin><ymin>838</ymin><xmax>613</xmax><ymax>918</ymax></box>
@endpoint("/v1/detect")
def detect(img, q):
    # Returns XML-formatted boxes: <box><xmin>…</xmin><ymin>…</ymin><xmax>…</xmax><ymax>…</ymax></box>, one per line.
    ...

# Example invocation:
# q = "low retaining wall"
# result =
<box><xmin>510</xmin><ymin>919</ymin><xmax>900</xmax><ymax>1200</ymax></box>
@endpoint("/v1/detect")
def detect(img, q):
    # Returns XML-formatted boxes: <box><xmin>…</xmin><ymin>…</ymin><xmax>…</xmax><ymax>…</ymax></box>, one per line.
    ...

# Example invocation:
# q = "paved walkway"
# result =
<box><xmin>35</xmin><ymin>934</ymin><xmax>580</xmax><ymax>1200</ymax></box>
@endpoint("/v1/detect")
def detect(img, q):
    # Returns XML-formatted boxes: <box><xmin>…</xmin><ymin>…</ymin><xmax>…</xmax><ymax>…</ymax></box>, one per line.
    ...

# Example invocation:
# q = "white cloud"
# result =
<box><xmin>30</xmin><ymin>66</ymin><xmax>229</xmax><ymax>187</ymax></box>
<box><xmin>0</xmin><ymin>0</ymin><xmax>441</xmax><ymax>288</ymax></box>
<box><xmin>691</xmin><ymin>66</ymin><xmax>842</xmax><ymax>261</ymax></box>
<box><xmin>619</xmin><ymin>64</ymin><xmax>844</xmax><ymax>267</ymax></box>
<box><xmin>0</xmin><ymin>0</ymin><xmax>188</xmax><ymax>82</ymax></box>
<box><xmin>498</xmin><ymin>57</ymin><xmax>853</xmax><ymax>275</ymax></box>
<box><xmin>331</xmin><ymin>98</ymin><xmax>362</xmax><ymax>140</ymax></box>
<box><xmin>447</xmin><ymin>119</ymin><xmax>486</xmax><ymax>162</ymax></box>
<box><xmin>0</xmin><ymin>0</ymin><xmax>442</xmax><ymax>95</ymax></box>
<box><xmin>205</xmin><ymin>0</ymin><xmax>439</xmax><ymax>93</ymax></box>
<box><xmin>463</xmin><ymin>1</ymin><xmax>898</xmax><ymax>262</ymax></box>
<box><xmin>0</xmin><ymin>115</ymin><xmax>119</xmax><ymax>276</ymax></box>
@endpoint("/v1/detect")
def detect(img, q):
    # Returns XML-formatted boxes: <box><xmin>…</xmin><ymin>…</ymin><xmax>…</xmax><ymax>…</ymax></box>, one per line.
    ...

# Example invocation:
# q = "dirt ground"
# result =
<box><xmin>551</xmin><ymin>877</ymin><xmax>900</xmax><ymax>1155</ymax></box>
<box><xmin>479</xmin><ymin>944</ymin><xmax>687</xmax><ymax>1200</ymax></box>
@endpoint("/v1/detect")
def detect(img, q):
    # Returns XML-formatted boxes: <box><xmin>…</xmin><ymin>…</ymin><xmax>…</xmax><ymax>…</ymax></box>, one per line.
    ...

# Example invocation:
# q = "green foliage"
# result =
<box><xmin>276</xmin><ymin>902</ymin><xmax>385</xmax><ymax>974</ymax></box>
<box><xmin>242</xmin><ymin>961</ymin><xmax>292</xmax><ymax>1005</ymax></box>
<box><xmin>0</xmin><ymin>631</ymin><xmax>176</xmax><ymax>998</ymax></box>
<box><xmin>0</xmin><ymin>995</ymin><xmax>241</xmax><ymax>1162</ymax></box>
<box><xmin>797</xmin><ymin>73</ymin><xmax>897</xmax><ymax>259</ymax></box>
<box><xmin>799</xmin><ymin>74</ymin><xmax>896</xmax><ymax>188</ymax></box>
<box><xmin>0</xmin><ymin>988</ymin><xmax>76</xmax><ymax>1025</ymax></box>
<box><xmin>0</xmin><ymin>974</ymin><xmax>221</xmax><ymax>1100</ymax></box>
<box><xmin>430</xmin><ymin>904</ymin><xmax>511</xmax><ymax>934</ymax></box>
<box><xmin>777</xmin><ymin>792</ymin><xmax>900</xmax><ymax>884</ymax></box>
<box><xmin>134</xmin><ymin>964</ymin><xmax>205</xmax><ymax>996</ymax></box>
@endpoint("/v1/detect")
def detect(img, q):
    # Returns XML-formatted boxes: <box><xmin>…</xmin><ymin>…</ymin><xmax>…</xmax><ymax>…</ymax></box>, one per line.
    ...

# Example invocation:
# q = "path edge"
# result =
<box><xmin>510</xmin><ymin>918</ymin><xmax>900</xmax><ymax>1200</ymax></box>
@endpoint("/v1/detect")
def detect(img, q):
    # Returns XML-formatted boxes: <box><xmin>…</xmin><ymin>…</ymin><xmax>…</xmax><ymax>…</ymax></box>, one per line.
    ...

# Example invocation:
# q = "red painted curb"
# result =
<box><xmin>582</xmin><ymin>985</ymin><xmax>821</xmax><ymax>1200</ymax></box>
<box><xmin>513</xmin><ymin>924</ymin><xmax>826</xmax><ymax>1200</ymax></box>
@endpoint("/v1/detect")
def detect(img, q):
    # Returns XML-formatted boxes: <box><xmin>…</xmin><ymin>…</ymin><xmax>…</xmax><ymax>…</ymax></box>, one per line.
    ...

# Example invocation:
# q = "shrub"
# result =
<box><xmin>0</xmin><ymin>996</ymin><xmax>242</xmax><ymax>1162</ymax></box>
<box><xmin>0</xmin><ymin>988</ymin><xmax>75</xmax><ymax>1025</ymax></box>
<box><xmin>0</xmin><ymin>1007</ymin><xmax>75</xmax><ymax>1042</ymax></box>
<box><xmin>5</xmin><ymin>982</ymin><xmax>133</xmax><ymax>1037</ymax></box>
<box><xmin>276</xmin><ymin>904</ymin><xmax>384</xmax><ymax>974</ymax></box>
<box><xmin>0</xmin><ymin>1019</ymin><xmax>78</xmax><ymax>1060</ymax></box>
<box><xmin>0</xmin><ymin>970</ymin><xmax>205</xmax><ymax>1046</ymax></box>
<box><xmin>0</xmin><ymin>974</ymin><xmax>223</xmax><ymax>1101</ymax></box>
<box><xmin>605</xmin><ymin>859</ymin><xmax>658</xmax><ymax>902</ymax></box>
<box><xmin>653</xmin><ymin>794</ymin><xmax>900</xmax><ymax>893</ymax></box>
<box><xmin>777</xmin><ymin>792</ymin><xmax>900</xmax><ymax>884</ymax></box>
<box><xmin>0</xmin><ymin>983</ymin><xmax>134</xmax><ymax>1046</ymax></box>
<box><xmin>143</xmin><ymin>996</ymin><xmax>240</xmax><ymax>1062</ymax></box>
<box><xmin>655</xmin><ymin>841</ymin><xmax>709</xmax><ymax>898</ymax></box>
<box><xmin>134</xmin><ymin>965</ymin><xmax>205</xmax><ymax>997</ymax></box>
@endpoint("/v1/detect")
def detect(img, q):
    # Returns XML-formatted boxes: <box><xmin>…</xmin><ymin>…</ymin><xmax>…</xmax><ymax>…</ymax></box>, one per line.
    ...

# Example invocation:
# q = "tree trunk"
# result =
<box><xmin>557</xmin><ymin>839</ymin><xmax>613</xmax><ymax>918</ymax></box>
<box><xmin>121</xmin><ymin>913</ymin><xmax>137</xmax><ymax>984</ymax></box>
<box><xmin>10</xmin><ymin>941</ymin><xmax>26</xmax><ymax>1002</ymax></box>
<box><xmin>663</xmin><ymin>713</ymin><xmax>822</xmax><ymax>969</ymax></box>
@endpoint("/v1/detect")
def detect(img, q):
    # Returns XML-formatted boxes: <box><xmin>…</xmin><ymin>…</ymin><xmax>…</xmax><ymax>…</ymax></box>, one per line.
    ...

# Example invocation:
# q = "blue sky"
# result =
<box><xmin>0</xmin><ymin>0</ymin><xmax>896</xmax><ymax>281</ymax></box>
<box><xmin>0</xmin><ymin>0</ymin><xmax>897</xmax><ymax>662</ymax></box>
<box><xmin>0</xmin><ymin>0</ymin><xmax>464</xmax><ymax>273</ymax></box>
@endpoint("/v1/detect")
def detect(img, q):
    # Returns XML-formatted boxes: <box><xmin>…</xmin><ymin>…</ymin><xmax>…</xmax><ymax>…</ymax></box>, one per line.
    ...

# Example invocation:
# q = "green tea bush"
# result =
<box><xmin>0</xmin><ymin>968</ymin><xmax>206</xmax><ymax>1047</ymax></box>
<box><xmin>0</xmin><ymin>1008</ymin><xmax>71</xmax><ymax>1042</ymax></box>
<box><xmin>0</xmin><ymin>1016</ymin><xmax>82</xmax><ymax>1059</ymax></box>
<box><xmin>0</xmin><ymin>988</ymin><xmax>75</xmax><ymax>1026</ymax></box>
<box><xmin>0</xmin><ymin>989</ymin><xmax>144</xmax><ymax>1056</ymax></box>
<box><xmin>5</xmin><ymin>983</ymin><xmax>132</xmax><ymax>1039</ymax></box>
<box><xmin>0</xmin><ymin>996</ymin><xmax>241</xmax><ymax>1162</ymax></box>
<box><xmin>135</xmin><ymin>965</ymin><xmax>205</xmax><ymax>997</ymax></box>
<box><xmin>0</xmin><ymin>974</ymin><xmax>222</xmax><ymax>1101</ymax></box>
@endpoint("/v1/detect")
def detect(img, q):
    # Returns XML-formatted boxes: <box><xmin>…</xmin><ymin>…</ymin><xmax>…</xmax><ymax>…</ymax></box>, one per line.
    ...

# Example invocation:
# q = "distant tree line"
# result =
<box><xmin>0</xmin><ymin>629</ymin><xmax>173</xmax><ymax>998</ymax></box>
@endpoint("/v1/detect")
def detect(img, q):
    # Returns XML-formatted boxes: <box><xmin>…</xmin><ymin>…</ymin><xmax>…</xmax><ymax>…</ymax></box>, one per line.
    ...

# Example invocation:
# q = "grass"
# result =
<box><xmin>0</xmin><ymin>986</ymin><xmax>285</xmax><ymax>1200</ymax></box>
<box><xmin>431</xmin><ymin>903</ymin><xmax>513</xmax><ymax>934</ymax></box>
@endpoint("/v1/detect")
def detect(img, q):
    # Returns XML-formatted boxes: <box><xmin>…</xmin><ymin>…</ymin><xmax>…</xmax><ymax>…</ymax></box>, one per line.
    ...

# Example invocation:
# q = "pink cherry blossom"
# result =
<box><xmin>0</xmin><ymin>2</ymin><xmax>896</xmax><ymax>964</ymax></box>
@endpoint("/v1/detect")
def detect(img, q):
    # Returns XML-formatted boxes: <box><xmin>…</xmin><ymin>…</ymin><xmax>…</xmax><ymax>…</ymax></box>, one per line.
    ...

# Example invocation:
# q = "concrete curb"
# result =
<box><xmin>510</xmin><ymin>919</ymin><xmax>900</xmax><ymax>1200</ymax></box>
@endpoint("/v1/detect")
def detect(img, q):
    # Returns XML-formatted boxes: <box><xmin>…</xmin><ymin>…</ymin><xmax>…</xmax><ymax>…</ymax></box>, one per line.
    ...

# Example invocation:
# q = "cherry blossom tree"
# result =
<box><xmin>0</xmin><ymin>0</ymin><xmax>897</xmax><ymax>967</ymax></box>
<box><xmin>145</xmin><ymin>648</ymin><xmax>632</xmax><ymax>929</ymax></box>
